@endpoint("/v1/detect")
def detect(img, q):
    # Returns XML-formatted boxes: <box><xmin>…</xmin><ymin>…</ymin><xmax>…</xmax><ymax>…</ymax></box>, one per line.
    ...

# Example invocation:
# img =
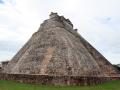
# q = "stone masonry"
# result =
<box><xmin>3</xmin><ymin>12</ymin><xmax>120</xmax><ymax>79</ymax></box>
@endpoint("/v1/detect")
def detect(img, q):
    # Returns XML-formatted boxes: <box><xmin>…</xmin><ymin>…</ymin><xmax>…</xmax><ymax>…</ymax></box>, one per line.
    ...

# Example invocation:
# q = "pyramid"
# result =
<box><xmin>4</xmin><ymin>12</ymin><xmax>119</xmax><ymax>77</ymax></box>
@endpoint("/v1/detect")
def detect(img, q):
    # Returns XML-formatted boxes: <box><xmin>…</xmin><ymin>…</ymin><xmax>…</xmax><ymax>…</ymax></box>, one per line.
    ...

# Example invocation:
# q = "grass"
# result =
<box><xmin>0</xmin><ymin>80</ymin><xmax>120</xmax><ymax>90</ymax></box>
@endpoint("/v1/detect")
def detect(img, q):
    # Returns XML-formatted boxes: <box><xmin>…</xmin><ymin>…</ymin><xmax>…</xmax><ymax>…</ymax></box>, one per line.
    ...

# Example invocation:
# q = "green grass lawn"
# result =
<box><xmin>0</xmin><ymin>80</ymin><xmax>120</xmax><ymax>90</ymax></box>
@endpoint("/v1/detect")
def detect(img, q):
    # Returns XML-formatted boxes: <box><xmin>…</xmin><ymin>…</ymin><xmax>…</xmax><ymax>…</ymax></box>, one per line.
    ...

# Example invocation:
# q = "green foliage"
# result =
<box><xmin>0</xmin><ymin>80</ymin><xmax>120</xmax><ymax>90</ymax></box>
<box><xmin>113</xmin><ymin>65</ymin><xmax>120</xmax><ymax>71</ymax></box>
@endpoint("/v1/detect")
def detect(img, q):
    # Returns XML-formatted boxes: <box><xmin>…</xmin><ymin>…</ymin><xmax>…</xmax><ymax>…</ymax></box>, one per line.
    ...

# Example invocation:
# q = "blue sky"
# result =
<box><xmin>0</xmin><ymin>0</ymin><xmax>120</xmax><ymax>64</ymax></box>
<box><xmin>0</xmin><ymin>0</ymin><xmax>4</xmax><ymax>4</ymax></box>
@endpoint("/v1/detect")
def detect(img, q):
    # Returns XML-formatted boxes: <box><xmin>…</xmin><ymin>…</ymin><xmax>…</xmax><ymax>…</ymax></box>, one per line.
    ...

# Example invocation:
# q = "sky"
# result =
<box><xmin>0</xmin><ymin>0</ymin><xmax>120</xmax><ymax>64</ymax></box>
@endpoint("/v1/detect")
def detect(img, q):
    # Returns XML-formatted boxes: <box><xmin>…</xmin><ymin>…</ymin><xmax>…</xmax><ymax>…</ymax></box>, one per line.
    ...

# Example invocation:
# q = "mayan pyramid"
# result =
<box><xmin>4</xmin><ymin>12</ymin><xmax>119</xmax><ymax>77</ymax></box>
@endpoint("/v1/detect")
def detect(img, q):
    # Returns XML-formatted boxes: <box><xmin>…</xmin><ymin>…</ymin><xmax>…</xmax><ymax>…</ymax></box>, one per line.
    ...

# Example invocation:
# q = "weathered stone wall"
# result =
<box><xmin>3</xmin><ymin>12</ymin><xmax>120</xmax><ymax>78</ymax></box>
<box><xmin>0</xmin><ymin>73</ymin><xmax>120</xmax><ymax>86</ymax></box>
<box><xmin>64</xmin><ymin>26</ymin><xmax>120</xmax><ymax>76</ymax></box>
<box><xmin>77</xmin><ymin>35</ymin><xmax>120</xmax><ymax>76</ymax></box>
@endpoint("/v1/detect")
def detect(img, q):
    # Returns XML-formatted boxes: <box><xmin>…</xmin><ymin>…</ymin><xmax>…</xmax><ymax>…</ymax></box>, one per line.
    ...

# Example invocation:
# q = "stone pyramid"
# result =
<box><xmin>4</xmin><ymin>12</ymin><xmax>119</xmax><ymax>77</ymax></box>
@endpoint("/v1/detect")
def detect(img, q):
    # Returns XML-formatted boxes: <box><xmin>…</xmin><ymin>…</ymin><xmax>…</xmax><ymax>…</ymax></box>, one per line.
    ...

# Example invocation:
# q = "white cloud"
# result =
<box><xmin>0</xmin><ymin>0</ymin><xmax>120</xmax><ymax>64</ymax></box>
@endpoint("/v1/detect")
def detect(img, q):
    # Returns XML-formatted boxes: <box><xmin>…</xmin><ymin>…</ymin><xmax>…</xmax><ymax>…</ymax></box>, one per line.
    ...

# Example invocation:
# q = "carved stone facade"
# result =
<box><xmin>0</xmin><ymin>61</ymin><xmax>9</xmax><ymax>73</ymax></box>
<box><xmin>1</xmin><ymin>61</ymin><xmax>9</xmax><ymax>68</ymax></box>
<box><xmin>0</xmin><ymin>73</ymin><xmax>120</xmax><ymax>86</ymax></box>
<box><xmin>3</xmin><ymin>12</ymin><xmax>120</xmax><ymax>78</ymax></box>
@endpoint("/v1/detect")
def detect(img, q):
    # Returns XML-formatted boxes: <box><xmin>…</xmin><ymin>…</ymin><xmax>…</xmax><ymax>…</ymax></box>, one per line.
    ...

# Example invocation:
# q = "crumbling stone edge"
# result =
<box><xmin>0</xmin><ymin>73</ymin><xmax>120</xmax><ymax>86</ymax></box>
